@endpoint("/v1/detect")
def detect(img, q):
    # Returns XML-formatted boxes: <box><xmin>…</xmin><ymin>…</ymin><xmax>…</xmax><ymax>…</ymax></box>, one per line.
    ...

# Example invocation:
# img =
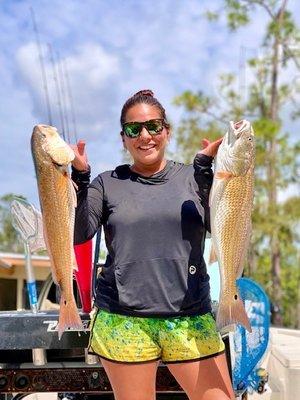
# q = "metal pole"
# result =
<box><xmin>24</xmin><ymin>242</ymin><xmax>38</xmax><ymax>313</ymax></box>
<box><xmin>48</xmin><ymin>43</ymin><xmax>66</xmax><ymax>140</ymax></box>
<box><xmin>64</xmin><ymin>60</ymin><xmax>78</xmax><ymax>142</ymax></box>
<box><xmin>30</xmin><ymin>7</ymin><xmax>53</xmax><ymax>126</ymax></box>
<box><xmin>239</xmin><ymin>45</ymin><xmax>247</xmax><ymax>109</ymax></box>
<box><xmin>57</xmin><ymin>51</ymin><xmax>70</xmax><ymax>143</ymax></box>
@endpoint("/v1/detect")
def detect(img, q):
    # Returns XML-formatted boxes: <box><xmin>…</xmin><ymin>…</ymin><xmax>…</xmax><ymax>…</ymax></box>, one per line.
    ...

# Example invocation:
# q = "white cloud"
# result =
<box><xmin>15</xmin><ymin>41</ymin><xmax>122</xmax><ymax>140</ymax></box>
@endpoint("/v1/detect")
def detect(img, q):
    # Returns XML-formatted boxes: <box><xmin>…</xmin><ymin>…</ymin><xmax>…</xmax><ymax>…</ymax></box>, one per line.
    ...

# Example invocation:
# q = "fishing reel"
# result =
<box><xmin>256</xmin><ymin>368</ymin><xmax>269</xmax><ymax>394</ymax></box>
<box><xmin>236</xmin><ymin>367</ymin><xmax>269</xmax><ymax>396</ymax></box>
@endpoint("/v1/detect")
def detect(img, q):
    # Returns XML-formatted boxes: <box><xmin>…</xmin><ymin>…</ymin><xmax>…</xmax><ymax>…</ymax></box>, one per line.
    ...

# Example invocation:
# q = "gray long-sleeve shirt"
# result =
<box><xmin>72</xmin><ymin>153</ymin><xmax>213</xmax><ymax>317</ymax></box>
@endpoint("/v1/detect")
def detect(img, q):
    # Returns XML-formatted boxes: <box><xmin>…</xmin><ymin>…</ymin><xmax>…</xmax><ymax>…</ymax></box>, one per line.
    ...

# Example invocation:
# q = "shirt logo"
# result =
<box><xmin>189</xmin><ymin>265</ymin><xmax>196</xmax><ymax>275</ymax></box>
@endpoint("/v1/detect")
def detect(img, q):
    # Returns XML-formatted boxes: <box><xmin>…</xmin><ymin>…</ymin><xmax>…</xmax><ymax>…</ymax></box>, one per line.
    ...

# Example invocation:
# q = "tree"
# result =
<box><xmin>0</xmin><ymin>193</ymin><xmax>27</xmax><ymax>253</ymax></box>
<box><xmin>174</xmin><ymin>0</ymin><xmax>300</xmax><ymax>327</ymax></box>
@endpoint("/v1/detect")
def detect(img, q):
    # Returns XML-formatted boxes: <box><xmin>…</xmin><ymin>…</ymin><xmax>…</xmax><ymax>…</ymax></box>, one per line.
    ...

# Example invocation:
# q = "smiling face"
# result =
<box><xmin>121</xmin><ymin>103</ymin><xmax>170</xmax><ymax>174</ymax></box>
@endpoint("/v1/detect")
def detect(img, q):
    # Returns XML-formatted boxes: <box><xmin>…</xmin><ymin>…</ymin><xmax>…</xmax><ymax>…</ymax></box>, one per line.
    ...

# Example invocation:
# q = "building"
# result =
<box><xmin>0</xmin><ymin>252</ymin><xmax>51</xmax><ymax>311</ymax></box>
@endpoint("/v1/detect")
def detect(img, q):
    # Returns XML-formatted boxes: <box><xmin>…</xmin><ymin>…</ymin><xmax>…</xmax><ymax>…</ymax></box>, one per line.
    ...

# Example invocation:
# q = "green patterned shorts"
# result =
<box><xmin>89</xmin><ymin>309</ymin><xmax>225</xmax><ymax>363</ymax></box>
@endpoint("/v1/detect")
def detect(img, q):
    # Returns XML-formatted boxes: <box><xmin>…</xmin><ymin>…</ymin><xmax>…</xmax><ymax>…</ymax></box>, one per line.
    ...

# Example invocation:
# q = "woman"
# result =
<box><xmin>71</xmin><ymin>90</ymin><xmax>235</xmax><ymax>400</ymax></box>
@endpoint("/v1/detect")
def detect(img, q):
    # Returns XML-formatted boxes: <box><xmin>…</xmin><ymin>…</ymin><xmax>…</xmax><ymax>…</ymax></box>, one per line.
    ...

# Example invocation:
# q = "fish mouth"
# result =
<box><xmin>228</xmin><ymin>122</ymin><xmax>237</xmax><ymax>145</ymax></box>
<box><xmin>228</xmin><ymin>120</ymin><xmax>251</xmax><ymax>145</ymax></box>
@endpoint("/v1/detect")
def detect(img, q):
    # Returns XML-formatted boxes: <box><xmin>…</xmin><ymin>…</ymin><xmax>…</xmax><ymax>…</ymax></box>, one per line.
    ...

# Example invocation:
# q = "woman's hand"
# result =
<box><xmin>70</xmin><ymin>140</ymin><xmax>89</xmax><ymax>171</ymax></box>
<box><xmin>199</xmin><ymin>137</ymin><xmax>223</xmax><ymax>158</ymax></box>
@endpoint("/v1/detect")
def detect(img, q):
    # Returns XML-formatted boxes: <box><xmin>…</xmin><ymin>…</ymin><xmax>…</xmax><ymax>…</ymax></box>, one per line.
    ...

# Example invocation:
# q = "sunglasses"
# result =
<box><xmin>122</xmin><ymin>119</ymin><xmax>165</xmax><ymax>138</ymax></box>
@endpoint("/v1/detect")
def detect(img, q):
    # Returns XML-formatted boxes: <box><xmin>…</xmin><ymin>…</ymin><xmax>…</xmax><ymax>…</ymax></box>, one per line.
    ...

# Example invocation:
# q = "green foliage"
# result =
<box><xmin>225</xmin><ymin>0</ymin><xmax>251</xmax><ymax>30</ymax></box>
<box><xmin>266</xmin><ymin>10</ymin><xmax>297</xmax><ymax>42</ymax></box>
<box><xmin>174</xmin><ymin>91</ymin><xmax>215</xmax><ymax>114</ymax></box>
<box><xmin>175</xmin><ymin>118</ymin><xmax>220</xmax><ymax>163</ymax></box>
<box><xmin>203</xmin><ymin>11</ymin><xmax>219</xmax><ymax>22</ymax></box>
<box><xmin>0</xmin><ymin>193</ymin><xmax>27</xmax><ymax>253</ymax></box>
<box><xmin>283</xmin><ymin>196</ymin><xmax>300</xmax><ymax>221</ymax></box>
<box><xmin>280</xmin><ymin>247</ymin><xmax>300</xmax><ymax>328</ymax></box>
<box><xmin>252</xmin><ymin>118</ymin><xmax>281</xmax><ymax>141</ymax></box>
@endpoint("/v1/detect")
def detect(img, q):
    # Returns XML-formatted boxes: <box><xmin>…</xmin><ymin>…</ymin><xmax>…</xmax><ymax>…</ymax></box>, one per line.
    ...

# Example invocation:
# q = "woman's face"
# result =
<box><xmin>122</xmin><ymin>103</ymin><xmax>170</xmax><ymax>168</ymax></box>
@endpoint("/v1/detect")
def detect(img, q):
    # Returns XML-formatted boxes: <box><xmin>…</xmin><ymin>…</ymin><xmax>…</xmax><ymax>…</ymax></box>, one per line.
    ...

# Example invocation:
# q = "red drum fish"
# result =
<box><xmin>31</xmin><ymin>125</ymin><xmax>83</xmax><ymax>339</ymax></box>
<box><xmin>209</xmin><ymin>120</ymin><xmax>255</xmax><ymax>332</ymax></box>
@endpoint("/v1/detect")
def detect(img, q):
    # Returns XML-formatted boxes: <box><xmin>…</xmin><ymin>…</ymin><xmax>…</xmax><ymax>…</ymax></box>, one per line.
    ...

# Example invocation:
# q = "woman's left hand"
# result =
<box><xmin>199</xmin><ymin>137</ymin><xmax>223</xmax><ymax>158</ymax></box>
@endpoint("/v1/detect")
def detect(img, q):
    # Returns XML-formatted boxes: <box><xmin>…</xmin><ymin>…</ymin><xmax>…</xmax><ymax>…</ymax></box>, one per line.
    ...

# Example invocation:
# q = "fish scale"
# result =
<box><xmin>42</xmin><ymin>168</ymin><xmax>73</xmax><ymax>290</ymax></box>
<box><xmin>217</xmin><ymin>173</ymin><xmax>253</xmax><ymax>277</ymax></box>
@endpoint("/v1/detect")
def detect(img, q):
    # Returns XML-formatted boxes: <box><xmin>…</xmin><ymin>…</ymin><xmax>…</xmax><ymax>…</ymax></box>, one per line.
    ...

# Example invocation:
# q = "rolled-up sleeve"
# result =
<box><xmin>193</xmin><ymin>153</ymin><xmax>213</xmax><ymax>232</ymax></box>
<box><xmin>72</xmin><ymin>166</ymin><xmax>104</xmax><ymax>244</ymax></box>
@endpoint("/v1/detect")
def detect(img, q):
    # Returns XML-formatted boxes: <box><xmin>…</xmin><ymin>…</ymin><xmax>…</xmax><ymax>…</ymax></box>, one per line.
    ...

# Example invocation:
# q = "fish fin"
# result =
<box><xmin>69</xmin><ymin>177</ymin><xmax>77</xmax><ymax>208</ymax></box>
<box><xmin>72</xmin><ymin>250</ymin><xmax>78</xmax><ymax>271</ymax></box>
<box><xmin>217</xmin><ymin>293</ymin><xmax>252</xmax><ymax>333</ymax></box>
<box><xmin>235</xmin><ymin>221</ymin><xmax>252</xmax><ymax>278</ymax></box>
<box><xmin>71</xmin><ymin>179</ymin><xmax>78</xmax><ymax>191</ymax></box>
<box><xmin>209</xmin><ymin>185</ymin><xmax>214</xmax><ymax>208</ymax></box>
<box><xmin>209</xmin><ymin>243</ymin><xmax>218</xmax><ymax>264</ymax></box>
<box><xmin>42</xmin><ymin>221</ymin><xmax>59</xmax><ymax>285</ymax></box>
<box><xmin>58</xmin><ymin>295</ymin><xmax>84</xmax><ymax>340</ymax></box>
<box><xmin>67</xmin><ymin>179</ymin><xmax>77</xmax><ymax>272</ymax></box>
<box><xmin>215</xmin><ymin>171</ymin><xmax>233</xmax><ymax>180</ymax></box>
<box><xmin>235</xmin><ymin>264</ymin><xmax>244</xmax><ymax>280</ymax></box>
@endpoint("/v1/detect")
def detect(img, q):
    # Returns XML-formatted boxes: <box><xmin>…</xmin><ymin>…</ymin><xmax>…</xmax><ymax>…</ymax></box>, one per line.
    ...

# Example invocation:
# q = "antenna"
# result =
<box><xmin>30</xmin><ymin>7</ymin><xmax>53</xmax><ymax>126</ymax></box>
<box><xmin>239</xmin><ymin>45</ymin><xmax>247</xmax><ymax>110</ymax></box>
<box><xmin>48</xmin><ymin>44</ymin><xmax>66</xmax><ymax>141</ymax></box>
<box><xmin>57</xmin><ymin>51</ymin><xmax>70</xmax><ymax>143</ymax></box>
<box><xmin>63</xmin><ymin>60</ymin><xmax>78</xmax><ymax>143</ymax></box>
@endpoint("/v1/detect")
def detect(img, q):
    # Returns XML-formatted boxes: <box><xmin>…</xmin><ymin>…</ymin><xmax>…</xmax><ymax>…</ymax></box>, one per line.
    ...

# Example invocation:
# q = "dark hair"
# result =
<box><xmin>120</xmin><ymin>89</ymin><xmax>169</xmax><ymax>127</ymax></box>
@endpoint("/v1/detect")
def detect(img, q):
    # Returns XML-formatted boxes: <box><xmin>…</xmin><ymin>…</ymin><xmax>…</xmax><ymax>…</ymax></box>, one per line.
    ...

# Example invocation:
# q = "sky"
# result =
<box><xmin>1</xmin><ymin>0</ymin><xmax>300</xmax><ymax>206</ymax></box>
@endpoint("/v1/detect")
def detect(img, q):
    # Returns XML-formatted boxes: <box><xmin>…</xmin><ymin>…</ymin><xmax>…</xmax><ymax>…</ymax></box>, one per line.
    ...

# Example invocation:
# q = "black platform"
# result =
<box><xmin>0</xmin><ymin>310</ymin><xmax>232</xmax><ymax>397</ymax></box>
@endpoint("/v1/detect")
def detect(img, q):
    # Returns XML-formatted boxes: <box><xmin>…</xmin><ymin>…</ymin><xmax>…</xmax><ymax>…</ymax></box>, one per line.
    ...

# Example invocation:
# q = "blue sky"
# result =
<box><xmin>1</xmin><ymin>0</ymin><xmax>299</xmax><ymax>206</ymax></box>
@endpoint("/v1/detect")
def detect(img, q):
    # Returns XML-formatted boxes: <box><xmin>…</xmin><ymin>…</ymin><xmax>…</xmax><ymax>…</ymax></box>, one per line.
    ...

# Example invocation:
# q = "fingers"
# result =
<box><xmin>202</xmin><ymin>137</ymin><xmax>223</xmax><ymax>149</ymax></box>
<box><xmin>211</xmin><ymin>137</ymin><xmax>223</xmax><ymax>153</ymax></box>
<box><xmin>201</xmin><ymin>138</ymin><xmax>211</xmax><ymax>149</ymax></box>
<box><xmin>69</xmin><ymin>139</ymin><xmax>88</xmax><ymax>171</ymax></box>
<box><xmin>77</xmin><ymin>140</ymin><xmax>86</xmax><ymax>156</ymax></box>
<box><xmin>69</xmin><ymin>140</ymin><xmax>86</xmax><ymax>153</ymax></box>
<box><xmin>213</xmin><ymin>137</ymin><xmax>223</xmax><ymax>146</ymax></box>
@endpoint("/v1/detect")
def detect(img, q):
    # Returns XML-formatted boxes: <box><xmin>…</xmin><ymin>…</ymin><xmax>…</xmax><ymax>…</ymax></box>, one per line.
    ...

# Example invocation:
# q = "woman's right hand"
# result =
<box><xmin>70</xmin><ymin>140</ymin><xmax>89</xmax><ymax>172</ymax></box>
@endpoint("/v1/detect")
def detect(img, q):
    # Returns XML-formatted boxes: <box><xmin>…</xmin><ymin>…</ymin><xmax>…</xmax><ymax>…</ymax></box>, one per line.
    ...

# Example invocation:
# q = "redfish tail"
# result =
<box><xmin>58</xmin><ymin>295</ymin><xmax>84</xmax><ymax>340</ymax></box>
<box><xmin>217</xmin><ymin>295</ymin><xmax>252</xmax><ymax>333</ymax></box>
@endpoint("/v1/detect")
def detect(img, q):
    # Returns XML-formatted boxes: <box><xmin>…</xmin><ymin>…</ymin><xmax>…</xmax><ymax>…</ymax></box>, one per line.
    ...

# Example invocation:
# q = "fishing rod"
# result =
<box><xmin>63</xmin><ymin>59</ymin><xmax>78</xmax><ymax>143</ymax></box>
<box><xmin>30</xmin><ymin>7</ymin><xmax>53</xmax><ymax>126</ymax></box>
<box><xmin>48</xmin><ymin>43</ymin><xmax>66</xmax><ymax>141</ymax></box>
<box><xmin>57</xmin><ymin>51</ymin><xmax>71</xmax><ymax>143</ymax></box>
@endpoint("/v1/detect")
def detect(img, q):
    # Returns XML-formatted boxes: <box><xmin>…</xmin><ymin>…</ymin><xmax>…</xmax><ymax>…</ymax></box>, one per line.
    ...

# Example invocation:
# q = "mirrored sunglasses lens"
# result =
<box><xmin>145</xmin><ymin>120</ymin><xmax>163</xmax><ymax>135</ymax></box>
<box><xmin>124</xmin><ymin>123</ymin><xmax>141</xmax><ymax>137</ymax></box>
